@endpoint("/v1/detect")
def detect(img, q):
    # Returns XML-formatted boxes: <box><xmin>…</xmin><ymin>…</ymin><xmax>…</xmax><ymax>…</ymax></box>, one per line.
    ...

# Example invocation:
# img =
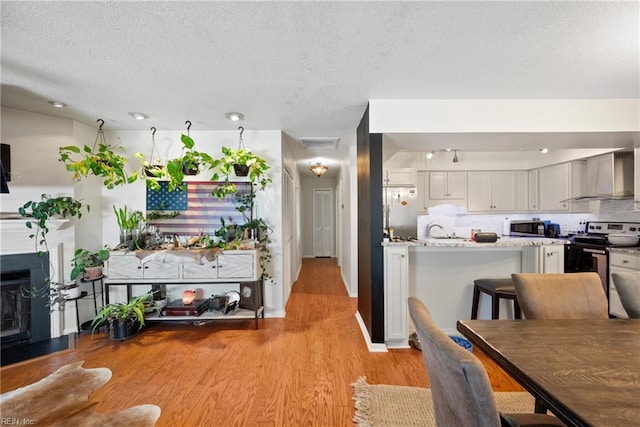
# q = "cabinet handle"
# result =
<box><xmin>623</xmin><ymin>260</ymin><xmax>629</xmax><ymax>264</ymax></box>
<box><xmin>137</xmin><ymin>266</ymin><xmax>142</xmax><ymax>269</ymax></box>
<box><xmin>144</xmin><ymin>265</ymin><xmax>149</xmax><ymax>269</ymax></box>
<box><xmin>401</xmin><ymin>255</ymin><xmax>405</xmax><ymax>258</ymax></box>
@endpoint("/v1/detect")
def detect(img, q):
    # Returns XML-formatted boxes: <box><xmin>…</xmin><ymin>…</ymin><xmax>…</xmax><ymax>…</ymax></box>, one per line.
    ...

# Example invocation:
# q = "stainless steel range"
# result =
<box><xmin>565</xmin><ymin>221</ymin><xmax>640</xmax><ymax>298</ymax></box>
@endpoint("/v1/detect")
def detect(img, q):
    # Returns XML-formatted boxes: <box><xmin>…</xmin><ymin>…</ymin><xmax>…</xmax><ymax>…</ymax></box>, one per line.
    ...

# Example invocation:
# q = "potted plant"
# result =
<box><xmin>91</xmin><ymin>292</ymin><xmax>158</xmax><ymax>340</ymax></box>
<box><xmin>216</xmin><ymin>146</ymin><xmax>271</xmax><ymax>191</ymax></box>
<box><xmin>18</xmin><ymin>194</ymin><xmax>89</xmax><ymax>307</ymax></box>
<box><xmin>70</xmin><ymin>246</ymin><xmax>110</xmax><ymax>281</ymax></box>
<box><xmin>163</xmin><ymin>122</ymin><xmax>216</xmax><ymax>191</ymax></box>
<box><xmin>18</xmin><ymin>194</ymin><xmax>88</xmax><ymax>253</ymax></box>
<box><xmin>58</xmin><ymin>119</ymin><xmax>139</xmax><ymax>189</ymax></box>
<box><xmin>113</xmin><ymin>205</ymin><xmax>145</xmax><ymax>245</ymax></box>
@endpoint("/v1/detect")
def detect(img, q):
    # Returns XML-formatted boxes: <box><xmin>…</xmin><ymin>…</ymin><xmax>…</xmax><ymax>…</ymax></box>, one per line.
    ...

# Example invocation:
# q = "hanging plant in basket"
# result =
<box><xmin>214</xmin><ymin>127</ymin><xmax>271</xmax><ymax>192</ymax></box>
<box><xmin>58</xmin><ymin>119</ymin><xmax>139</xmax><ymax>189</ymax></box>
<box><xmin>164</xmin><ymin>121</ymin><xmax>214</xmax><ymax>191</ymax></box>
<box><xmin>138</xmin><ymin>126</ymin><xmax>168</xmax><ymax>191</ymax></box>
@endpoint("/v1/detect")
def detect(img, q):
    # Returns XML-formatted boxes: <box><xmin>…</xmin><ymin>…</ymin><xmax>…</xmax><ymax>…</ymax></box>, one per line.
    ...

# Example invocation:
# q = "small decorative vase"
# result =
<box><xmin>84</xmin><ymin>266</ymin><xmax>103</xmax><ymax>280</ymax></box>
<box><xmin>61</xmin><ymin>285</ymin><xmax>82</xmax><ymax>300</ymax></box>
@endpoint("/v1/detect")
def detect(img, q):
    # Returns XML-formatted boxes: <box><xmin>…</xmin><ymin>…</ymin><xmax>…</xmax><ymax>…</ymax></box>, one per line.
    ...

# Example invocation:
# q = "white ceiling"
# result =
<box><xmin>2</xmin><ymin>1</ymin><xmax>638</xmax><ymax>177</ymax></box>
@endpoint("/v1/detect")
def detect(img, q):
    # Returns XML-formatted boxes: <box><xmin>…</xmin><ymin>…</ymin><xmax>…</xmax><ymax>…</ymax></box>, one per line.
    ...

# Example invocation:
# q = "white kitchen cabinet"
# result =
<box><xmin>539</xmin><ymin>161</ymin><xmax>588</xmax><ymax>212</ymax></box>
<box><xmin>383</xmin><ymin>245</ymin><xmax>409</xmax><ymax>348</ymax></box>
<box><xmin>383</xmin><ymin>168</ymin><xmax>415</xmax><ymax>187</ymax></box>
<box><xmin>541</xmin><ymin>245</ymin><xmax>564</xmax><ymax>273</ymax></box>
<box><xmin>609</xmin><ymin>251</ymin><xmax>640</xmax><ymax>318</ymax></box>
<box><xmin>467</xmin><ymin>171</ymin><xmax>523</xmax><ymax>212</ymax></box>
<box><xmin>427</xmin><ymin>171</ymin><xmax>466</xmax><ymax>208</ymax></box>
<box><xmin>521</xmin><ymin>244</ymin><xmax>565</xmax><ymax>273</ymax></box>
<box><xmin>635</xmin><ymin>148</ymin><xmax>640</xmax><ymax>212</ymax></box>
<box><xmin>515</xmin><ymin>171</ymin><xmax>529</xmax><ymax>211</ymax></box>
<box><xmin>416</xmin><ymin>171</ymin><xmax>428</xmax><ymax>213</ymax></box>
<box><xmin>528</xmin><ymin>169</ymin><xmax>539</xmax><ymax>211</ymax></box>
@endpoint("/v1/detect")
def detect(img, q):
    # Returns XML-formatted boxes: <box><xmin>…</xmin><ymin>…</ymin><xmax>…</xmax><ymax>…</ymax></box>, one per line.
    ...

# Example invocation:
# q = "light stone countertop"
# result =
<box><xmin>382</xmin><ymin>236</ymin><xmax>569</xmax><ymax>248</ymax></box>
<box><xmin>608</xmin><ymin>247</ymin><xmax>640</xmax><ymax>254</ymax></box>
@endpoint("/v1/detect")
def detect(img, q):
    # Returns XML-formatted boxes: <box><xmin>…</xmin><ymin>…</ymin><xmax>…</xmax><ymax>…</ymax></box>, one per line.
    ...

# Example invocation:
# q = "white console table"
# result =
<box><xmin>105</xmin><ymin>248</ymin><xmax>264</xmax><ymax>329</ymax></box>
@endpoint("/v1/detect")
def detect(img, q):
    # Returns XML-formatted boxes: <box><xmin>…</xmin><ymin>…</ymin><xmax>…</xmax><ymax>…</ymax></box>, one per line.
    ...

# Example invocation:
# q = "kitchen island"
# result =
<box><xmin>382</xmin><ymin>237</ymin><xmax>567</xmax><ymax>349</ymax></box>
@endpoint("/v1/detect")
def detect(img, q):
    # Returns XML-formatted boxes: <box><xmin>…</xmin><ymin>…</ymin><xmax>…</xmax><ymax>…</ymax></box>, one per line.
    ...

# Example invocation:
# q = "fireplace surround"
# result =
<box><xmin>1</xmin><ymin>252</ymin><xmax>51</xmax><ymax>345</ymax></box>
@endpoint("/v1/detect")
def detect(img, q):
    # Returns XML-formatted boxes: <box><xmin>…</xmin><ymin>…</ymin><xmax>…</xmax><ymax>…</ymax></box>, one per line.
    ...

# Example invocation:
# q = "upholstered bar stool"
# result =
<box><xmin>471</xmin><ymin>278</ymin><xmax>521</xmax><ymax>320</ymax></box>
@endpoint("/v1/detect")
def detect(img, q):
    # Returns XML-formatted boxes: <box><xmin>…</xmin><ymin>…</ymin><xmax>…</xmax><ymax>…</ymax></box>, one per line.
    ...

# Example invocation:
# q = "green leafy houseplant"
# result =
<box><xmin>70</xmin><ymin>247</ymin><xmax>110</xmax><ymax>281</ymax></box>
<box><xmin>19</xmin><ymin>194</ymin><xmax>88</xmax><ymax>252</ymax></box>
<box><xmin>163</xmin><ymin>133</ymin><xmax>216</xmax><ymax>191</ymax></box>
<box><xmin>91</xmin><ymin>292</ymin><xmax>158</xmax><ymax>340</ymax></box>
<box><xmin>18</xmin><ymin>194</ymin><xmax>89</xmax><ymax>307</ymax></box>
<box><xmin>58</xmin><ymin>119</ymin><xmax>139</xmax><ymax>189</ymax></box>
<box><xmin>113</xmin><ymin>205</ymin><xmax>145</xmax><ymax>243</ymax></box>
<box><xmin>215</xmin><ymin>146</ymin><xmax>271</xmax><ymax>192</ymax></box>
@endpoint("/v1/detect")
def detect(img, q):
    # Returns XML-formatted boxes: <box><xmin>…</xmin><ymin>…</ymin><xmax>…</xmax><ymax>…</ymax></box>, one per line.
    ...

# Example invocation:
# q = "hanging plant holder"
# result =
<box><xmin>58</xmin><ymin>118</ymin><xmax>138</xmax><ymax>189</ymax></box>
<box><xmin>232</xmin><ymin>126</ymin><xmax>250</xmax><ymax>177</ymax></box>
<box><xmin>144</xmin><ymin>127</ymin><xmax>166</xmax><ymax>177</ymax></box>
<box><xmin>180</xmin><ymin>120</ymin><xmax>200</xmax><ymax>175</ymax></box>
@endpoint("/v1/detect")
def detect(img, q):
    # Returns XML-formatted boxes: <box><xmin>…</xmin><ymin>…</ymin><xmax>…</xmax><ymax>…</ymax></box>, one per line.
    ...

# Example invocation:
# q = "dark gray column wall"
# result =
<box><xmin>357</xmin><ymin>105</ymin><xmax>385</xmax><ymax>343</ymax></box>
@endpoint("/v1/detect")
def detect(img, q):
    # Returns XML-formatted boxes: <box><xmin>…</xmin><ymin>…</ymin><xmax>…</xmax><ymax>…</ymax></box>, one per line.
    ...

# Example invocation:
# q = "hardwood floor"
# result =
<box><xmin>1</xmin><ymin>258</ymin><xmax>522</xmax><ymax>426</ymax></box>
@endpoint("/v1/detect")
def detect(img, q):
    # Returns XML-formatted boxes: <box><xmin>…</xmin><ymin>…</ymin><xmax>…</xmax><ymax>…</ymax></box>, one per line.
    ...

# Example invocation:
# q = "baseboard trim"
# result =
<box><xmin>355</xmin><ymin>311</ymin><xmax>387</xmax><ymax>352</ymax></box>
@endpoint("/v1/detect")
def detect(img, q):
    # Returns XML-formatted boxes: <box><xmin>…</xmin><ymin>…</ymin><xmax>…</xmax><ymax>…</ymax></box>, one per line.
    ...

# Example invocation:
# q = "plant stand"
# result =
<box><xmin>69</xmin><ymin>275</ymin><xmax>104</xmax><ymax>333</ymax></box>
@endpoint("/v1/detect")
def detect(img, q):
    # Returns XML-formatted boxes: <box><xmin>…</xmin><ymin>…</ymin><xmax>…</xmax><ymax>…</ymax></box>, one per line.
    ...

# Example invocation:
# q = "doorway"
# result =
<box><xmin>313</xmin><ymin>188</ymin><xmax>333</xmax><ymax>257</ymax></box>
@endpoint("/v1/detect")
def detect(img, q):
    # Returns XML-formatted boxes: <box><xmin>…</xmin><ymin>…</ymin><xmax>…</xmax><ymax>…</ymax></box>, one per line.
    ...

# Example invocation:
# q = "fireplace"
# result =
<box><xmin>0</xmin><ymin>252</ymin><xmax>51</xmax><ymax>346</ymax></box>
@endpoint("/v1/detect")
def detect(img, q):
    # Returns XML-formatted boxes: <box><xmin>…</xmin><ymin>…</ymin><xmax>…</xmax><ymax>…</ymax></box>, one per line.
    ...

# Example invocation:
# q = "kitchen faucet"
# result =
<box><xmin>427</xmin><ymin>223</ymin><xmax>443</xmax><ymax>237</ymax></box>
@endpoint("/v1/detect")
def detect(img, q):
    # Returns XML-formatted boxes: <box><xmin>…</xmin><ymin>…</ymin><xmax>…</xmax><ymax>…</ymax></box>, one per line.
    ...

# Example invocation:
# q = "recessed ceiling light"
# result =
<box><xmin>128</xmin><ymin>112</ymin><xmax>149</xmax><ymax>120</ymax></box>
<box><xmin>48</xmin><ymin>101</ymin><xmax>67</xmax><ymax>108</ymax></box>
<box><xmin>225</xmin><ymin>112</ymin><xmax>244</xmax><ymax>122</ymax></box>
<box><xmin>539</xmin><ymin>148</ymin><xmax>549</xmax><ymax>154</ymax></box>
<box><xmin>426</xmin><ymin>151</ymin><xmax>434</xmax><ymax>159</ymax></box>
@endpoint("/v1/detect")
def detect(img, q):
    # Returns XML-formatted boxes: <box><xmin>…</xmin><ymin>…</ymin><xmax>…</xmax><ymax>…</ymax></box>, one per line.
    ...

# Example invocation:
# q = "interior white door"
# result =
<box><xmin>313</xmin><ymin>188</ymin><xmax>333</xmax><ymax>257</ymax></box>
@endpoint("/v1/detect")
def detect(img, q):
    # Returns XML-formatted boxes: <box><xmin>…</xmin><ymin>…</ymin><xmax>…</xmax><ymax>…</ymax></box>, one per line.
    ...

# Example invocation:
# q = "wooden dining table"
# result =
<box><xmin>456</xmin><ymin>319</ymin><xmax>640</xmax><ymax>427</ymax></box>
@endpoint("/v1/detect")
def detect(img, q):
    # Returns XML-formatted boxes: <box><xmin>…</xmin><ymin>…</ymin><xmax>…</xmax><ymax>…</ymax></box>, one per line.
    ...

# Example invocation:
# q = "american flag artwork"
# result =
<box><xmin>146</xmin><ymin>181</ymin><xmax>252</xmax><ymax>236</ymax></box>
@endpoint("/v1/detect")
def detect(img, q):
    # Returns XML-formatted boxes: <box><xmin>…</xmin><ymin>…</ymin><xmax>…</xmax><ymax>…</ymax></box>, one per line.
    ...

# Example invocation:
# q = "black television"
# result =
<box><xmin>1</xmin><ymin>143</ymin><xmax>10</xmax><ymax>193</ymax></box>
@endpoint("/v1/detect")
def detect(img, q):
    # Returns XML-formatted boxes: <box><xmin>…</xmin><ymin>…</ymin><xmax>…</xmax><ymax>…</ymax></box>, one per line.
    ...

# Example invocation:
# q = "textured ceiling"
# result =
<box><xmin>2</xmin><ymin>1</ymin><xmax>638</xmax><ymax>173</ymax></box>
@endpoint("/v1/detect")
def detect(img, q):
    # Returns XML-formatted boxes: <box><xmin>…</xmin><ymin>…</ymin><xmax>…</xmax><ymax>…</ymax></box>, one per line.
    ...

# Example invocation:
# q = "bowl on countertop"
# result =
<box><xmin>608</xmin><ymin>233</ymin><xmax>640</xmax><ymax>246</ymax></box>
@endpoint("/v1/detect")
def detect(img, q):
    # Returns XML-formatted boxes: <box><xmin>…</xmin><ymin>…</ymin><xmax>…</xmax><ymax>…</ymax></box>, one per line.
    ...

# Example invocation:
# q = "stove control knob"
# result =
<box><xmin>630</xmin><ymin>227</ymin><xmax>637</xmax><ymax>232</ymax></box>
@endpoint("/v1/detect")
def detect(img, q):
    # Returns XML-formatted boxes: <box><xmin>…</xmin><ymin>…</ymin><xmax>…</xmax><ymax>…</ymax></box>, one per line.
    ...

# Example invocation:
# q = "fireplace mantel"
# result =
<box><xmin>0</xmin><ymin>219</ymin><xmax>68</xmax><ymax>234</ymax></box>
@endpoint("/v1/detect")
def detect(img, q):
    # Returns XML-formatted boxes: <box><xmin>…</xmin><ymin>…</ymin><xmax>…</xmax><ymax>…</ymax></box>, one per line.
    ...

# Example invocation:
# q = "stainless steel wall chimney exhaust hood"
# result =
<box><xmin>584</xmin><ymin>151</ymin><xmax>634</xmax><ymax>200</ymax></box>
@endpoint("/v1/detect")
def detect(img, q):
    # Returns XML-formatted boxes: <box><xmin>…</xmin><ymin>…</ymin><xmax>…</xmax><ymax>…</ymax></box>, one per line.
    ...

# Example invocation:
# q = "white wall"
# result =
<box><xmin>384</xmin><ymin>148</ymin><xmax>620</xmax><ymax>171</ymax></box>
<box><xmin>338</xmin><ymin>143</ymin><xmax>358</xmax><ymax>297</ymax></box>
<box><xmin>369</xmin><ymin>99</ymin><xmax>640</xmax><ymax>133</ymax></box>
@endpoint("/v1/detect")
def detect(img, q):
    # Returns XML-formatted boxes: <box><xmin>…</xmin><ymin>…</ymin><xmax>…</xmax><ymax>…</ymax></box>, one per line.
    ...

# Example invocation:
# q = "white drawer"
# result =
<box><xmin>182</xmin><ymin>260</ymin><xmax>218</xmax><ymax>279</ymax></box>
<box><xmin>609</xmin><ymin>252</ymin><xmax>640</xmax><ymax>270</ymax></box>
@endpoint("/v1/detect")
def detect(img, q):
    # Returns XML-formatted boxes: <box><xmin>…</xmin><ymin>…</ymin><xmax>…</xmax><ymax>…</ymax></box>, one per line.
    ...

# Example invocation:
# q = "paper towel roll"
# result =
<box><xmin>502</xmin><ymin>218</ymin><xmax>510</xmax><ymax>236</ymax></box>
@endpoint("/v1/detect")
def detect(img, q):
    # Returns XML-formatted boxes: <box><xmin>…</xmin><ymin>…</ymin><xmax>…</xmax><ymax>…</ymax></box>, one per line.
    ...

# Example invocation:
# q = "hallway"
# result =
<box><xmin>1</xmin><ymin>258</ymin><xmax>520</xmax><ymax>426</ymax></box>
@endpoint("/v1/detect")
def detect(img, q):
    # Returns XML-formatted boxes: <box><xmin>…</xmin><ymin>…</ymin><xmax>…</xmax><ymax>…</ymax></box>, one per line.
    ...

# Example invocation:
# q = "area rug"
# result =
<box><xmin>0</xmin><ymin>361</ymin><xmax>161</xmax><ymax>426</ymax></box>
<box><xmin>352</xmin><ymin>377</ymin><xmax>536</xmax><ymax>427</ymax></box>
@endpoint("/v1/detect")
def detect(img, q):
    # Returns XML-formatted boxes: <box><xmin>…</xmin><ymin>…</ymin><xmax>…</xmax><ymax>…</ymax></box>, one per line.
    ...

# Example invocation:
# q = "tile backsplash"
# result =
<box><xmin>417</xmin><ymin>199</ymin><xmax>640</xmax><ymax>240</ymax></box>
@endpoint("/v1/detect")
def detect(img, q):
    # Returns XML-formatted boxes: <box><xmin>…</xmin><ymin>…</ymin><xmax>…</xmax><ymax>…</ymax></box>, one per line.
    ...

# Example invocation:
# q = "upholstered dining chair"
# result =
<box><xmin>611</xmin><ymin>272</ymin><xmax>640</xmax><ymax>318</ymax></box>
<box><xmin>511</xmin><ymin>272</ymin><xmax>608</xmax><ymax>319</ymax></box>
<box><xmin>407</xmin><ymin>297</ymin><xmax>564</xmax><ymax>427</ymax></box>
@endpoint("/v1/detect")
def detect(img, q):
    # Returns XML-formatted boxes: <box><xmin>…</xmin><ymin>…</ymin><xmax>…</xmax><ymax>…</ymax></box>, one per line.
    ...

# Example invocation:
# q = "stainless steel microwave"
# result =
<box><xmin>510</xmin><ymin>220</ymin><xmax>545</xmax><ymax>236</ymax></box>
